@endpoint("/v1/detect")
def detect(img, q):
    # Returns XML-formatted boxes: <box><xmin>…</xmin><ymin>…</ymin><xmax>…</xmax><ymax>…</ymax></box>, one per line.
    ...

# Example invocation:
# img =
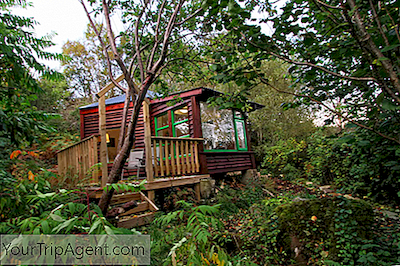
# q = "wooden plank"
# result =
<box><xmin>164</xmin><ymin>140</ymin><xmax>170</xmax><ymax>176</ymax></box>
<box><xmin>110</xmin><ymin>192</ymin><xmax>141</xmax><ymax>205</ymax></box>
<box><xmin>143</xmin><ymin>102</ymin><xmax>154</xmax><ymax>181</ymax></box>
<box><xmin>96</xmin><ymin>74</ymin><xmax>125</xmax><ymax>98</ymax></box>
<box><xmin>119</xmin><ymin>202</ymin><xmax>149</xmax><ymax>217</ymax></box>
<box><xmin>144</xmin><ymin>174</ymin><xmax>209</xmax><ymax>190</ymax></box>
<box><xmin>152</xmin><ymin>139</ymin><xmax>159</xmax><ymax>177</ymax></box>
<box><xmin>194</xmin><ymin>183</ymin><xmax>201</xmax><ymax>201</ymax></box>
<box><xmin>194</xmin><ymin>141</ymin><xmax>200</xmax><ymax>172</ymax></box>
<box><xmin>176</xmin><ymin>140</ymin><xmax>181</xmax><ymax>175</ymax></box>
<box><xmin>117</xmin><ymin>212</ymin><xmax>155</xmax><ymax>228</ymax></box>
<box><xmin>99</xmin><ymin>95</ymin><xmax>108</xmax><ymax>187</ymax></box>
<box><xmin>147</xmin><ymin>190</ymin><xmax>155</xmax><ymax>202</ymax></box>
<box><xmin>57</xmin><ymin>134</ymin><xmax>99</xmax><ymax>153</ymax></box>
<box><xmin>151</xmin><ymin>136</ymin><xmax>203</xmax><ymax>141</ymax></box>
<box><xmin>185</xmin><ymin>140</ymin><xmax>190</xmax><ymax>173</ymax></box>
<box><xmin>190</xmin><ymin>141</ymin><xmax>195</xmax><ymax>174</ymax></box>
<box><xmin>181</xmin><ymin>141</ymin><xmax>186</xmax><ymax>174</ymax></box>
<box><xmin>93</xmin><ymin>136</ymin><xmax>99</xmax><ymax>183</ymax></box>
<box><xmin>170</xmin><ymin>140</ymin><xmax>176</xmax><ymax>175</ymax></box>
<box><xmin>159</xmin><ymin>140</ymin><xmax>164</xmax><ymax>177</ymax></box>
<box><xmin>140</xmin><ymin>192</ymin><xmax>159</xmax><ymax>211</ymax></box>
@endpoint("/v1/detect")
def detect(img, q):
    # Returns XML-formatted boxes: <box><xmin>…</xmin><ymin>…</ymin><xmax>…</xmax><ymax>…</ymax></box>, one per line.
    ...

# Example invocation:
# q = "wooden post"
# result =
<box><xmin>143</xmin><ymin>102</ymin><xmax>155</xmax><ymax>201</ymax></box>
<box><xmin>194</xmin><ymin>183</ymin><xmax>201</xmax><ymax>202</ymax></box>
<box><xmin>99</xmin><ymin>95</ymin><xmax>108</xmax><ymax>188</ymax></box>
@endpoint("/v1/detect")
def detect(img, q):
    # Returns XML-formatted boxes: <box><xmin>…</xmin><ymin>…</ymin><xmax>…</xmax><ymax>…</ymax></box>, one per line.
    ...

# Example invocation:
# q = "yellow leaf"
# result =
<box><xmin>28</xmin><ymin>171</ymin><xmax>35</xmax><ymax>181</ymax></box>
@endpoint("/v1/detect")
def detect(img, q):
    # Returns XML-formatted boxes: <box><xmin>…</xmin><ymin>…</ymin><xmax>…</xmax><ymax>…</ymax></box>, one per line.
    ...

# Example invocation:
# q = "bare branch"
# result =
<box><xmin>242</xmin><ymin>32</ymin><xmax>378</xmax><ymax>83</ymax></box>
<box><xmin>259</xmin><ymin>77</ymin><xmax>400</xmax><ymax>145</ymax></box>
<box><xmin>315</xmin><ymin>0</ymin><xmax>344</xmax><ymax>10</ymax></box>
<box><xmin>150</xmin><ymin>0</ymin><xmax>184</xmax><ymax>74</ymax></box>
<box><xmin>368</xmin><ymin>0</ymin><xmax>389</xmax><ymax>46</ymax></box>
<box><xmin>134</xmin><ymin>0</ymin><xmax>149</xmax><ymax>83</ymax></box>
<box><xmin>148</xmin><ymin>0</ymin><xmax>167</xmax><ymax>68</ymax></box>
<box><xmin>382</xmin><ymin>1</ymin><xmax>400</xmax><ymax>46</ymax></box>
<box><xmin>80</xmin><ymin>0</ymin><xmax>126</xmax><ymax>93</ymax></box>
<box><xmin>175</xmin><ymin>7</ymin><xmax>203</xmax><ymax>26</ymax></box>
<box><xmin>345</xmin><ymin>0</ymin><xmax>400</xmax><ymax>95</ymax></box>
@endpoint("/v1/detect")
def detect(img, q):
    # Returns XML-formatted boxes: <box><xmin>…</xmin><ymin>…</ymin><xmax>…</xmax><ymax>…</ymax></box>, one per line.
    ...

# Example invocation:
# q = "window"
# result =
<box><xmin>155</xmin><ymin>113</ymin><xmax>170</xmax><ymax>137</ymax></box>
<box><xmin>200</xmin><ymin>102</ymin><xmax>247</xmax><ymax>151</ymax></box>
<box><xmin>155</xmin><ymin>105</ymin><xmax>189</xmax><ymax>137</ymax></box>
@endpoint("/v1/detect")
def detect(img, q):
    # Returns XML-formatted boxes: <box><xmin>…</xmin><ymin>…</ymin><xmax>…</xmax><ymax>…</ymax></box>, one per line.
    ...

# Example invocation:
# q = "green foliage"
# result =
<box><xmin>151</xmin><ymin>201</ymin><xmax>233</xmax><ymax>265</ymax></box>
<box><xmin>262</xmin><ymin>138</ymin><xmax>307</xmax><ymax>181</ymax></box>
<box><xmin>274</xmin><ymin>197</ymin><xmax>374</xmax><ymax>264</ymax></box>
<box><xmin>0</xmin><ymin>0</ymin><xmax>64</xmax><ymax>148</ymax></box>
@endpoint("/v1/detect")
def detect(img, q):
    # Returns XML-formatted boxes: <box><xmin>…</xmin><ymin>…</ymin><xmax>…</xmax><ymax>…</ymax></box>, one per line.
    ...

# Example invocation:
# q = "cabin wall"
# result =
<box><xmin>203</xmin><ymin>152</ymin><xmax>256</xmax><ymax>175</ymax></box>
<box><xmin>149</xmin><ymin>98</ymin><xmax>194</xmax><ymax>137</ymax></box>
<box><xmin>80</xmin><ymin>103</ymin><xmax>145</xmax><ymax>149</ymax></box>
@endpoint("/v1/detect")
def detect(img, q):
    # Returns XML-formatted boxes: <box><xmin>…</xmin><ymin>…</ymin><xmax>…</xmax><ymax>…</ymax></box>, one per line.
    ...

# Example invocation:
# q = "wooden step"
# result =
<box><xmin>110</xmin><ymin>192</ymin><xmax>158</xmax><ymax>228</ymax></box>
<box><xmin>118</xmin><ymin>212</ymin><xmax>156</xmax><ymax>228</ymax></box>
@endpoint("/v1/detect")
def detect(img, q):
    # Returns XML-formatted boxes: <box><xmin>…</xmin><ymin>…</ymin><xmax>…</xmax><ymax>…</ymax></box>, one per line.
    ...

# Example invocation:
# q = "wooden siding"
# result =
<box><xmin>80</xmin><ymin>103</ymin><xmax>145</xmax><ymax>149</ymax></box>
<box><xmin>203</xmin><ymin>151</ymin><xmax>256</xmax><ymax>175</ymax></box>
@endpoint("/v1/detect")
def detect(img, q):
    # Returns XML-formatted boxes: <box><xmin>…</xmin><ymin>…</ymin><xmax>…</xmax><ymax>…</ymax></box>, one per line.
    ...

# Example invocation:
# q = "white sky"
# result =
<box><xmin>12</xmin><ymin>0</ymin><xmax>124</xmax><ymax>70</ymax></box>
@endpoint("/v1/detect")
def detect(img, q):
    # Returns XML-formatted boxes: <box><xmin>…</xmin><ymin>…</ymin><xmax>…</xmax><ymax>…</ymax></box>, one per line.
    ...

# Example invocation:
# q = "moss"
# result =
<box><xmin>274</xmin><ymin>196</ymin><xmax>373</xmax><ymax>263</ymax></box>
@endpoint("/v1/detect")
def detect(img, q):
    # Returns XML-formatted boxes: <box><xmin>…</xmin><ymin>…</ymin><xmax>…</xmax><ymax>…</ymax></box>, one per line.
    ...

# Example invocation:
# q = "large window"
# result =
<box><xmin>200</xmin><ymin>102</ymin><xmax>248</xmax><ymax>151</ymax></box>
<box><xmin>155</xmin><ymin>105</ymin><xmax>189</xmax><ymax>137</ymax></box>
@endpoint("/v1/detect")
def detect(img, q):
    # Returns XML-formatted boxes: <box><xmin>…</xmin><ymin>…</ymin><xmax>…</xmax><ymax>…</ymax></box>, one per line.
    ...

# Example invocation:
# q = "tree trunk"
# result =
<box><xmin>98</xmin><ymin>76</ymin><xmax>153</xmax><ymax>214</ymax></box>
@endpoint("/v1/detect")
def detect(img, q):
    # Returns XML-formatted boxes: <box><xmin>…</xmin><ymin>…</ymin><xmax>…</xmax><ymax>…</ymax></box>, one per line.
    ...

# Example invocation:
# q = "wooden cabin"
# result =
<box><xmin>57</xmin><ymin>85</ymin><xmax>263</xmax><ymax>227</ymax></box>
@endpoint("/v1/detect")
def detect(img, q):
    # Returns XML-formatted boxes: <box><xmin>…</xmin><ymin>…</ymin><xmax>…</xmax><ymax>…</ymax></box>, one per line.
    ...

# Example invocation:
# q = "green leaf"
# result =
<box><xmin>104</xmin><ymin>225</ymin><xmax>115</xmax><ymax>235</ymax></box>
<box><xmin>89</xmin><ymin>219</ymin><xmax>102</xmax><ymax>234</ymax></box>
<box><xmin>381</xmin><ymin>44</ymin><xmax>400</xmax><ymax>53</ymax></box>
<box><xmin>52</xmin><ymin>217</ymin><xmax>77</xmax><ymax>233</ymax></box>
<box><xmin>381</xmin><ymin>100</ymin><xmax>400</xmax><ymax>111</ymax></box>
<box><xmin>49</xmin><ymin>213</ymin><xmax>65</xmax><ymax>222</ymax></box>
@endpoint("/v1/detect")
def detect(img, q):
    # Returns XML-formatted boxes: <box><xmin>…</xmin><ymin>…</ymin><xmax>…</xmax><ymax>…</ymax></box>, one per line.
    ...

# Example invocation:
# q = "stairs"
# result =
<box><xmin>108</xmin><ymin>191</ymin><xmax>158</xmax><ymax>228</ymax></box>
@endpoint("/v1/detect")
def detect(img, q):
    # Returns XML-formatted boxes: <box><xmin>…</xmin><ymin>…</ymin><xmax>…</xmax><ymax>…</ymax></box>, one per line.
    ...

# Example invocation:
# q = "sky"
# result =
<box><xmin>12</xmin><ymin>0</ymin><xmax>124</xmax><ymax>70</ymax></box>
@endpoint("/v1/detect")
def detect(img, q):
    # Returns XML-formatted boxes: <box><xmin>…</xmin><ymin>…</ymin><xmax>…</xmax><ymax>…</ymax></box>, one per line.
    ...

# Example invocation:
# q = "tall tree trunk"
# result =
<box><xmin>98</xmin><ymin>76</ymin><xmax>153</xmax><ymax>214</ymax></box>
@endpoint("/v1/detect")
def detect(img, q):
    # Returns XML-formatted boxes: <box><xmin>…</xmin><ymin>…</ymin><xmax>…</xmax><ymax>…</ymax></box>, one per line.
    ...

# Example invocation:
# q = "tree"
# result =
<box><xmin>209</xmin><ymin>0</ymin><xmax>400</xmax><ymax>144</ymax></box>
<box><xmin>80</xmin><ymin>0</ymin><xmax>218</xmax><ymax>213</ymax></box>
<box><xmin>62</xmin><ymin>24</ymin><xmax>114</xmax><ymax>99</ymax></box>
<box><xmin>0</xmin><ymin>0</ymin><xmax>62</xmax><ymax>148</ymax></box>
<box><xmin>206</xmin><ymin>0</ymin><xmax>400</xmax><ymax>202</ymax></box>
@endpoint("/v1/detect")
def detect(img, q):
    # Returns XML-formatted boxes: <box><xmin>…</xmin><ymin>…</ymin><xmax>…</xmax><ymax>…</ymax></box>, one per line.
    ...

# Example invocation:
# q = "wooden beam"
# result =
<box><xmin>96</xmin><ymin>74</ymin><xmax>125</xmax><ymax>98</ymax></box>
<box><xmin>110</xmin><ymin>192</ymin><xmax>141</xmax><ymax>205</ymax></box>
<box><xmin>99</xmin><ymin>95</ymin><xmax>108</xmax><ymax>188</ymax></box>
<box><xmin>143</xmin><ymin>102</ymin><xmax>154</xmax><ymax>182</ymax></box>
<box><xmin>117</xmin><ymin>212</ymin><xmax>155</xmax><ymax>228</ymax></box>
<box><xmin>119</xmin><ymin>202</ymin><xmax>149</xmax><ymax>216</ymax></box>
<box><xmin>140</xmin><ymin>192</ymin><xmax>159</xmax><ymax>212</ymax></box>
<box><xmin>96</xmin><ymin>74</ymin><xmax>150</xmax><ymax>104</ymax></box>
<box><xmin>143</xmin><ymin>101</ymin><xmax>155</xmax><ymax>201</ymax></box>
<box><xmin>143</xmin><ymin>174</ymin><xmax>209</xmax><ymax>190</ymax></box>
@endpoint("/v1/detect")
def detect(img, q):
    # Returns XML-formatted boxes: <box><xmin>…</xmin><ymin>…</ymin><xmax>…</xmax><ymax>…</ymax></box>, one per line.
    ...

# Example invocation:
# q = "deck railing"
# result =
<box><xmin>151</xmin><ymin>136</ymin><xmax>203</xmax><ymax>178</ymax></box>
<box><xmin>57</xmin><ymin>134</ymin><xmax>99</xmax><ymax>183</ymax></box>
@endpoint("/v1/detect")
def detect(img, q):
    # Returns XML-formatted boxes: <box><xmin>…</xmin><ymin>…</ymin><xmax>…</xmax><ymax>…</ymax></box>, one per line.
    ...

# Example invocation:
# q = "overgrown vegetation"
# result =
<box><xmin>1</xmin><ymin>0</ymin><xmax>400</xmax><ymax>265</ymax></box>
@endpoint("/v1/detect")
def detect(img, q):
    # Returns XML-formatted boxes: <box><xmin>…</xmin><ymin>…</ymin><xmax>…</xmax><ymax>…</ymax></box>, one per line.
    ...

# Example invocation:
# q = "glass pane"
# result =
<box><xmin>174</xmin><ymin>106</ymin><xmax>188</xmax><ymax>123</ymax></box>
<box><xmin>200</xmin><ymin>102</ymin><xmax>236</xmax><ymax>150</ymax></box>
<box><xmin>175</xmin><ymin>121</ymin><xmax>189</xmax><ymax>137</ymax></box>
<box><xmin>156</xmin><ymin>113</ymin><xmax>169</xmax><ymax>128</ymax></box>
<box><xmin>157</xmin><ymin>127</ymin><xmax>170</xmax><ymax>137</ymax></box>
<box><xmin>236</xmin><ymin>120</ymin><xmax>246</xmax><ymax>149</ymax></box>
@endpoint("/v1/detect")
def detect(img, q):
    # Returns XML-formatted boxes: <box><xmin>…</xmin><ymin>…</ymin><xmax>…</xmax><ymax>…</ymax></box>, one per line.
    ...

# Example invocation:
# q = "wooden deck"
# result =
<box><xmin>86</xmin><ymin>174</ymin><xmax>210</xmax><ymax>200</ymax></box>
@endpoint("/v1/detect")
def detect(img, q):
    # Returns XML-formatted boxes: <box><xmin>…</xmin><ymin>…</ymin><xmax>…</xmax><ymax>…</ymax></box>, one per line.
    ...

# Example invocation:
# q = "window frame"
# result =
<box><xmin>154</xmin><ymin>112</ymin><xmax>171</xmax><ymax>137</ymax></box>
<box><xmin>154</xmin><ymin>104</ymin><xmax>189</xmax><ymax>138</ymax></box>
<box><xmin>200</xmin><ymin>102</ymin><xmax>248</xmax><ymax>152</ymax></box>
